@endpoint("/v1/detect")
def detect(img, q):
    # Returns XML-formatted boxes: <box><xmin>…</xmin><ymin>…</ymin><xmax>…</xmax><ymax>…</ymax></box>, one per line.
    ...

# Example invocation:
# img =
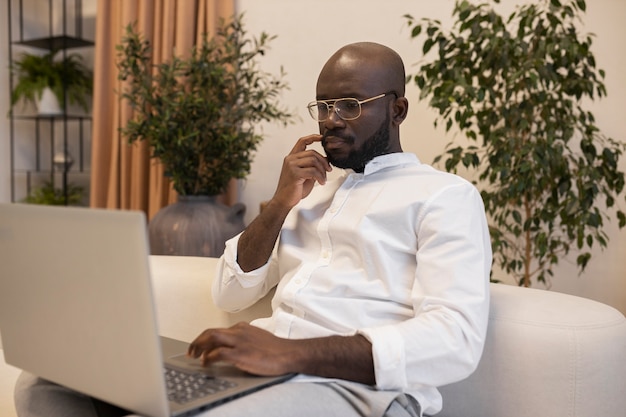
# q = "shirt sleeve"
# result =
<box><xmin>212</xmin><ymin>232</ymin><xmax>279</xmax><ymax>313</ymax></box>
<box><xmin>359</xmin><ymin>182</ymin><xmax>492</xmax><ymax>390</ymax></box>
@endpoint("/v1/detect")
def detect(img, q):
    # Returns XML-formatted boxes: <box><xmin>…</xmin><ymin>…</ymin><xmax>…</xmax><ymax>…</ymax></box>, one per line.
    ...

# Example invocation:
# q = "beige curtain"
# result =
<box><xmin>89</xmin><ymin>0</ymin><xmax>236</xmax><ymax>219</ymax></box>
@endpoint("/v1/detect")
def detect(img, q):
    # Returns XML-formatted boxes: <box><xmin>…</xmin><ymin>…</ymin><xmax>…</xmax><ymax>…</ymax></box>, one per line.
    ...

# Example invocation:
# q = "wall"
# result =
<box><xmin>0</xmin><ymin>0</ymin><xmax>624</xmax><ymax>311</ymax></box>
<box><xmin>234</xmin><ymin>0</ymin><xmax>626</xmax><ymax>312</ymax></box>
<box><xmin>0</xmin><ymin>1</ymin><xmax>9</xmax><ymax>202</ymax></box>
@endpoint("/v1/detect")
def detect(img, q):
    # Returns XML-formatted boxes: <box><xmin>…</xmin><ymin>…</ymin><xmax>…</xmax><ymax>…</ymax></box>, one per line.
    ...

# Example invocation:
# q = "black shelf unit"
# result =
<box><xmin>7</xmin><ymin>0</ymin><xmax>94</xmax><ymax>204</ymax></box>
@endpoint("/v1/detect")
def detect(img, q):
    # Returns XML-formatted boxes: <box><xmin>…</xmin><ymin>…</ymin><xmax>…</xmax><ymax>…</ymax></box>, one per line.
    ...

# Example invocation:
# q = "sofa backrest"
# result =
<box><xmin>150</xmin><ymin>255</ymin><xmax>273</xmax><ymax>344</ymax></box>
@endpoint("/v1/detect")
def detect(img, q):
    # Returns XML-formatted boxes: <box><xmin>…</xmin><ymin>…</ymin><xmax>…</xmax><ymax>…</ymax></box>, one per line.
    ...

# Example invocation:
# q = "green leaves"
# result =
<box><xmin>11</xmin><ymin>50</ymin><xmax>93</xmax><ymax>112</ymax></box>
<box><xmin>22</xmin><ymin>181</ymin><xmax>85</xmax><ymax>206</ymax></box>
<box><xmin>116</xmin><ymin>15</ymin><xmax>295</xmax><ymax>196</ymax></box>
<box><xmin>406</xmin><ymin>0</ymin><xmax>625</xmax><ymax>287</ymax></box>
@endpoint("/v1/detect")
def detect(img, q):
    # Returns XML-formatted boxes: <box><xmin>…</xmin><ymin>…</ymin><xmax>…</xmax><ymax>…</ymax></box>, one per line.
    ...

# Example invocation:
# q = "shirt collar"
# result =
<box><xmin>354</xmin><ymin>152</ymin><xmax>421</xmax><ymax>176</ymax></box>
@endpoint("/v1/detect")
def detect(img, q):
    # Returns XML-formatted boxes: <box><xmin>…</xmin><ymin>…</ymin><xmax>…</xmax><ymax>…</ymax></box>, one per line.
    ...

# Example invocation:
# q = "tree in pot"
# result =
<box><xmin>116</xmin><ymin>15</ymin><xmax>295</xmax><ymax>257</ymax></box>
<box><xmin>405</xmin><ymin>0</ymin><xmax>625</xmax><ymax>287</ymax></box>
<box><xmin>11</xmin><ymin>50</ymin><xmax>93</xmax><ymax>114</ymax></box>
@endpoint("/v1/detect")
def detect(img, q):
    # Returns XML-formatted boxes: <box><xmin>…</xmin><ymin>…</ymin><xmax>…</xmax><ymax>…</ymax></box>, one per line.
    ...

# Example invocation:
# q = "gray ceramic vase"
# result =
<box><xmin>148</xmin><ymin>195</ymin><xmax>245</xmax><ymax>257</ymax></box>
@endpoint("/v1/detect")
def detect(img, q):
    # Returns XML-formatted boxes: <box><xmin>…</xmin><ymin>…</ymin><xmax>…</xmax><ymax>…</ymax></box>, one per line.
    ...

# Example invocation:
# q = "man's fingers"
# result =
<box><xmin>286</xmin><ymin>148</ymin><xmax>332</xmax><ymax>173</ymax></box>
<box><xmin>290</xmin><ymin>134</ymin><xmax>323</xmax><ymax>154</ymax></box>
<box><xmin>285</xmin><ymin>153</ymin><xmax>330</xmax><ymax>182</ymax></box>
<box><xmin>200</xmin><ymin>346</ymin><xmax>231</xmax><ymax>366</ymax></box>
<box><xmin>188</xmin><ymin>323</ymin><xmax>292</xmax><ymax>375</ymax></box>
<box><xmin>187</xmin><ymin>328</ymin><xmax>235</xmax><ymax>358</ymax></box>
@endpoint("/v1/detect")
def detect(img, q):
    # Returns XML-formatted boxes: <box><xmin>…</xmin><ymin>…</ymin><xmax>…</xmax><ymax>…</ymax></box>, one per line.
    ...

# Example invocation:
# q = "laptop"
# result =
<box><xmin>0</xmin><ymin>203</ymin><xmax>292</xmax><ymax>417</ymax></box>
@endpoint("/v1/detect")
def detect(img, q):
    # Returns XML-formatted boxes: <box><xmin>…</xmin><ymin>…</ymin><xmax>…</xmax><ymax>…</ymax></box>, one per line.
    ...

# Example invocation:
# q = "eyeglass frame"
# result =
<box><xmin>307</xmin><ymin>91</ymin><xmax>398</xmax><ymax>122</ymax></box>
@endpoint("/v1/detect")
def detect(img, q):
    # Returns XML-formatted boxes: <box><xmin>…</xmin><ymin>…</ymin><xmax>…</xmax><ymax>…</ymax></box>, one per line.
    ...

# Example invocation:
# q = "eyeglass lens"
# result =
<box><xmin>309</xmin><ymin>99</ymin><xmax>361</xmax><ymax>122</ymax></box>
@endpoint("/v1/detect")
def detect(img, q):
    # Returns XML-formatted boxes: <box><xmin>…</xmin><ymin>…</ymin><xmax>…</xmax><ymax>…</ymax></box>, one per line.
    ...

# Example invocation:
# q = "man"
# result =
<box><xmin>185</xmin><ymin>42</ymin><xmax>492</xmax><ymax>416</ymax></box>
<box><xmin>15</xmin><ymin>42</ymin><xmax>491</xmax><ymax>417</ymax></box>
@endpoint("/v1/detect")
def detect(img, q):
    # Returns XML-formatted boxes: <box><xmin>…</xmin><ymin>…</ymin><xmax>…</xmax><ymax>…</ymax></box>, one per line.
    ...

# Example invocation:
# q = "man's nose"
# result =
<box><xmin>323</xmin><ymin>105</ymin><xmax>345</xmax><ymax>129</ymax></box>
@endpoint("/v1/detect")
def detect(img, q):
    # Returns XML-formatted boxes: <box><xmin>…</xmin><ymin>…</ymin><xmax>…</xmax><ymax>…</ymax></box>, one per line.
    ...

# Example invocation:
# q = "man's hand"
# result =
<box><xmin>187</xmin><ymin>322</ymin><xmax>376</xmax><ymax>385</ymax></box>
<box><xmin>235</xmin><ymin>134</ymin><xmax>332</xmax><ymax>272</ymax></box>
<box><xmin>187</xmin><ymin>322</ymin><xmax>298</xmax><ymax>376</ymax></box>
<box><xmin>273</xmin><ymin>134</ymin><xmax>332</xmax><ymax>210</ymax></box>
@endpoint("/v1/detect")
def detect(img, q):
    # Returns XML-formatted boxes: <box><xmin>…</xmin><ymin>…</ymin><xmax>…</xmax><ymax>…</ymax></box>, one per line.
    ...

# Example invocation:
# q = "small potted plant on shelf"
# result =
<box><xmin>10</xmin><ymin>49</ymin><xmax>93</xmax><ymax>115</ymax></box>
<box><xmin>116</xmin><ymin>14</ymin><xmax>295</xmax><ymax>257</ymax></box>
<box><xmin>22</xmin><ymin>181</ymin><xmax>85</xmax><ymax>206</ymax></box>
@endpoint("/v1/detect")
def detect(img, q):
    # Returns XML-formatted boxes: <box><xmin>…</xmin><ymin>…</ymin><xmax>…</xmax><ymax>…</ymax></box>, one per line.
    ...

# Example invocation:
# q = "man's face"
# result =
<box><xmin>321</xmin><ymin>112</ymin><xmax>391</xmax><ymax>173</ymax></box>
<box><xmin>315</xmin><ymin>53</ymin><xmax>395</xmax><ymax>173</ymax></box>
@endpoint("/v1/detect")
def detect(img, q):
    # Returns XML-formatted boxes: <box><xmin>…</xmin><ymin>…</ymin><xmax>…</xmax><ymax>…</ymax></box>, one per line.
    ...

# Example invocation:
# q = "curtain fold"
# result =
<box><xmin>89</xmin><ymin>0</ymin><xmax>236</xmax><ymax>219</ymax></box>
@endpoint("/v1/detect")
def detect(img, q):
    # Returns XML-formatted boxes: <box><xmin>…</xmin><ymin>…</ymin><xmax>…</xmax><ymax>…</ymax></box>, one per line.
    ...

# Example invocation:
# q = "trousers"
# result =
<box><xmin>14</xmin><ymin>371</ymin><xmax>422</xmax><ymax>417</ymax></box>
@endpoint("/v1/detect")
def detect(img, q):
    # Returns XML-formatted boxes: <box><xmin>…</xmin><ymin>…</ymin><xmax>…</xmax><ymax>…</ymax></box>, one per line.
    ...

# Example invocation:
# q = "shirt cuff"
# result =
<box><xmin>221</xmin><ymin>235</ymin><xmax>271</xmax><ymax>288</ymax></box>
<box><xmin>358</xmin><ymin>325</ymin><xmax>407</xmax><ymax>390</ymax></box>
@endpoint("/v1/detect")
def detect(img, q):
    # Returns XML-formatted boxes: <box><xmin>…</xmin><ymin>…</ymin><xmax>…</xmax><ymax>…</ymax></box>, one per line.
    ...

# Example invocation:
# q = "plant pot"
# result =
<box><xmin>36</xmin><ymin>87</ymin><xmax>62</xmax><ymax>115</ymax></box>
<box><xmin>148</xmin><ymin>195</ymin><xmax>246</xmax><ymax>257</ymax></box>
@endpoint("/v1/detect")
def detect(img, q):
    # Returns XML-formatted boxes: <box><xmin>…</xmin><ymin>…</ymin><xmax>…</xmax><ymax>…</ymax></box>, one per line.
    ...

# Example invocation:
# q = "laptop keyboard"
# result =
<box><xmin>165</xmin><ymin>367</ymin><xmax>238</xmax><ymax>404</ymax></box>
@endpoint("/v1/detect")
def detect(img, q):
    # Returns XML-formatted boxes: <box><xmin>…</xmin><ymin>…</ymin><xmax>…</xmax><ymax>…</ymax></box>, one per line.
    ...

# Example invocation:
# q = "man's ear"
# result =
<box><xmin>392</xmin><ymin>97</ymin><xmax>409</xmax><ymax>125</ymax></box>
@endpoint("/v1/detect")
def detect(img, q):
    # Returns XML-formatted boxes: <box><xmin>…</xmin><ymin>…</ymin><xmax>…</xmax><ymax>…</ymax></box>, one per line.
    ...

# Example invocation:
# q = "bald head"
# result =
<box><xmin>314</xmin><ymin>42</ymin><xmax>409</xmax><ymax>171</ymax></box>
<box><xmin>317</xmin><ymin>42</ymin><xmax>406</xmax><ymax>98</ymax></box>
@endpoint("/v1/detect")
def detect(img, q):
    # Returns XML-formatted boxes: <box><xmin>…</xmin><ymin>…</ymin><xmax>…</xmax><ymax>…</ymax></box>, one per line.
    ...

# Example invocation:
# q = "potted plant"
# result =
<box><xmin>11</xmin><ymin>49</ymin><xmax>93</xmax><ymax>114</ymax></box>
<box><xmin>23</xmin><ymin>181</ymin><xmax>85</xmax><ymax>206</ymax></box>
<box><xmin>116</xmin><ymin>14</ymin><xmax>295</xmax><ymax>257</ymax></box>
<box><xmin>405</xmin><ymin>0</ymin><xmax>626</xmax><ymax>287</ymax></box>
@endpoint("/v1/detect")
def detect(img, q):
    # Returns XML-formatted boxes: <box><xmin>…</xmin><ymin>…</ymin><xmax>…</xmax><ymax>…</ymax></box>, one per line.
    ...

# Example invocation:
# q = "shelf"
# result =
<box><xmin>8</xmin><ymin>0</ymin><xmax>94</xmax><ymax>205</ymax></box>
<box><xmin>14</xmin><ymin>114</ymin><xmax>92</xmax><ymax>121</ymax></box>
<box><xmin>15</xmin><ymin>169</ymin><xmax>90</xmax><ymax>175</ymax></box>
<box><xmin>13</xmin><ymin>35</ymin><xmax>93</xmax><ymax>50</ymax></box>
<box><xmin>12</xmin><ymin>170</ymin><xmax>91</xmax><ymax>206</ymax></box>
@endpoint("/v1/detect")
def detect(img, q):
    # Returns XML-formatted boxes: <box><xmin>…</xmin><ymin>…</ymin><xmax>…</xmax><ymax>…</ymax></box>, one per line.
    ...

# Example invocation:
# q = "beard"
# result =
<box><xmin>323</xmin><ymin>113</ymin><xmax>391</xmax><ymax>173</ymax></box>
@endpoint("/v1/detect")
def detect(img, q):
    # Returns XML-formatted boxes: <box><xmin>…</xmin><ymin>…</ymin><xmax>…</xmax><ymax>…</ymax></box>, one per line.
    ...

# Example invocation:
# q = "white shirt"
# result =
<box><xmin>214</xmin><ymin>152</ymin><xmax>492</xmax><ymax>416</ymax></box>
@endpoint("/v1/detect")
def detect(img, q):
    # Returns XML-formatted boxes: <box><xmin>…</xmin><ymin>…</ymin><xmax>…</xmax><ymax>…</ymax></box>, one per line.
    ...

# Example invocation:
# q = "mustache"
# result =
<box><xmin>322</xmin><ymin>132</ymin><xmax>354</xmax><ymax>144</ymax></box>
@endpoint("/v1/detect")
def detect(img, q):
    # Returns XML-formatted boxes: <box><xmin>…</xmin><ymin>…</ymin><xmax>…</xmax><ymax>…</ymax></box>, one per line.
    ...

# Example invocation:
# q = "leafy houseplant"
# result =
<box><xmin>23</xmin><ymin>181</ymin><xmax>85</xmax><ymax>206</ymax></box>
<box><xmin>11</xmin><ymin>50</ymin><xmax>93</xmax><ymax>113</ymax></box>
<box><xmin>116</xmin><ymin>15</ymin><xmax>295</xmax><ymax>197</ymax></box>
<box><xmin>405</xmin><ymin>0</ymin><xmax>625</xmax><ymax>287</ymax></box>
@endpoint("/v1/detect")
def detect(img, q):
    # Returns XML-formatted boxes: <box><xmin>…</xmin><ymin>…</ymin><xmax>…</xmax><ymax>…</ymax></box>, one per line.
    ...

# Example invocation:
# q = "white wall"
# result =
<box><xmin>1</xmin><ymin>0</ymin><xmax>624</xmax><ymax>311</ymax></box>
<box><xmin>0</xmin><ymin>0</ymin><xmax>10</xmax><ymax>203</ymax></box>
<box><xmin>235</xmin><ymin>0</ymin><xmax>626</xmax><ymax>312</ymax></box>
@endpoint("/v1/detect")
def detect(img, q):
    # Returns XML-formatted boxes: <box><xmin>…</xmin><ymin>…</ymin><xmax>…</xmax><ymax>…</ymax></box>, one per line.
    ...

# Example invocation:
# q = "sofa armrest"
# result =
<box><xmin>438</xmin><ymin>283</ymin><xmax>626</xmax><ymax>417</ymax></box>
<box><xmin>0</xmin><ymin>348</ymin><xmax>20</xmax><ymax>417</ymax></box>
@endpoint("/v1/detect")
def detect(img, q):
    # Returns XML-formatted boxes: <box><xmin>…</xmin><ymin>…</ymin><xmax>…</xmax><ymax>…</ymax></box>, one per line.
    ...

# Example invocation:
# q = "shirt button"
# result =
<box><xmin>321</xmin><ymin>250</ymin><xmax>330</xmax><ymax>259</ymax></box>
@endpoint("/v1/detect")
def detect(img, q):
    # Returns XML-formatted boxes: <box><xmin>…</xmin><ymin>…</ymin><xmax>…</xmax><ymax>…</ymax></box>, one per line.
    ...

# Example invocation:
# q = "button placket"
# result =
<box><xmin>317</xmin><ymin>174</ymin><xmax>362</xmax><ymax>266</ymax></box>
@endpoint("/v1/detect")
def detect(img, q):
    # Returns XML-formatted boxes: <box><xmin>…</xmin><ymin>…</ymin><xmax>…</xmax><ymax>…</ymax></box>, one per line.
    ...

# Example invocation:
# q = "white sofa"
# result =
<box><xmin>2</xmin><ymin>255</ymin><xmax>626</xmax><ymax>416</ymax></box>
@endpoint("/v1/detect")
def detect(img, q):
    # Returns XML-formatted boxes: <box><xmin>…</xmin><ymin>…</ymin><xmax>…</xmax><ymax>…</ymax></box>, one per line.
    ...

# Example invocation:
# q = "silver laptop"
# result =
<box><xmin>0</xmin><ymin>203</ymin><xmax>292</xmax><ymax>417</ymax></box>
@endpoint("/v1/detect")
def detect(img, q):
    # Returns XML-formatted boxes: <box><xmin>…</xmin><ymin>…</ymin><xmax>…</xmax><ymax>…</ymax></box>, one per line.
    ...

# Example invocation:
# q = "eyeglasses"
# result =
<box><xmin>307</xmin><ymin>92</ymin><xmax>397</xmax><ymax>122</ymax></box>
